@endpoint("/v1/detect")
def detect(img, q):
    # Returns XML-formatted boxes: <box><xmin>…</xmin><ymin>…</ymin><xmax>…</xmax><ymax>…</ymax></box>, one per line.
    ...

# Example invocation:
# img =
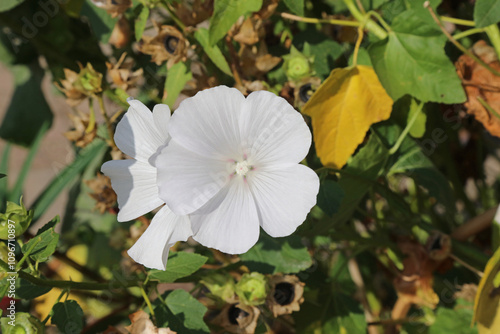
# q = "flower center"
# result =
<box><xmin>235</xmin><ymin>161</ymin><xmax>250</xmax><ymax>176</ymax></box>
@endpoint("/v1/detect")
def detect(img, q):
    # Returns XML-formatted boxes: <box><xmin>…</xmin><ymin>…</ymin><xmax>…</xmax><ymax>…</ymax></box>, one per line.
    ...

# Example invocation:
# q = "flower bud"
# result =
<box><xmin>235</xmin><ymin>272</ymin><xmax>267</xmax><ymax>306</ymax></box>
<box><xmin>201</xmin><ymin>272</ymin><xmax>236</xmax><ymax>303</ymax></box>
<box><xmin>0</xmin><ymin>198</ymin><xmax>33</xmax><ymax>240</ymax></box>
<box><xmin>0</xmin><ymin>312</ymin><xmax>44</xmax><ymax>334</ymax></box>
<box><xmin>283</xmin><ymin>46</ymin><xmax>313</xmax><ymax>81</ymax></box>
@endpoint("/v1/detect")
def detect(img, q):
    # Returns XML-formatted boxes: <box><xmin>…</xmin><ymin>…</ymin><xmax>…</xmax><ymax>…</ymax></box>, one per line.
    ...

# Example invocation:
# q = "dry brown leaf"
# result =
<box><xmin>456</xmin><ymin>40</ymin><xmax>500</xmax><ymax>137</ymax></box>
<box><xmin>125</xmin><ymin>310</ymin><xmax>176</xmax><ymax>334</ymax></box>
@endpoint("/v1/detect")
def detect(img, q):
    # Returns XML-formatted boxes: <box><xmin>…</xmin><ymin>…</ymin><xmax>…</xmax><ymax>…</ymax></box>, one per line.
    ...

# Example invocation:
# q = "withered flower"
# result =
<box><xmin>57</xmin><ymin>63</ymin><xmax>103</xmax><ymax>106</ymax></box>
<box><xmin>233</xmin><ymin>17</ymin><xmax>264</xmax><ymax>46</ymax></box>
<box><xmin>213</xmin><ymin>303</ymin><xmax>260</xmax><ymax>334</ymax></box>
<box><xmin>85</xmin><ymin>173</ymin><xmax>117</xmax><ymax>214</ymax></box>
<box><xmin>266</xmin><ymin>274</ymin><xmax>305</xmax><ymax>317</ymax></box>
<box><xmin>109</xmin><ymin>16</ymin><xmax>131</xmax><ymax>49</ymax></box>
<box><xmin>425</xmin><ymin>231</ymin><xmax>451</xmax><ymax>261</ymax></box>
<box><xmin>172</xmin><ymin>0</ymin><xmax>213</xmax><ymax>27</ymax></box>
<box><xmin>125</xmin><ymin>310</ymin><xmax>176</xmax><ymax>334</ymax></box>
<box><xmin>293</xmin><ymin>77</ymin><xmax>321</xmax><ymax>107</ymax></box>
<box><xmin>106</xmin><ymin>53</ymin><xmax>143</xmax><ymax>91</ymax></box>
<box><xmin>239</xmin><ymin>41</ymin><xmax>281</xmax><ymax>77</ymax></box>
<box><xmin>64</xmin><ymin>110</ymin><xmax>97</xmax><ymax>147</ymax></box>
<box><xmin>138</xmin><ymin>23</ymin><xmax>187</xmax><ymax>68</ymax></box>
<box><xmin>91</xmin><ymin>0</ymin><xmax>132</xmax><ymax>18</ymax></box>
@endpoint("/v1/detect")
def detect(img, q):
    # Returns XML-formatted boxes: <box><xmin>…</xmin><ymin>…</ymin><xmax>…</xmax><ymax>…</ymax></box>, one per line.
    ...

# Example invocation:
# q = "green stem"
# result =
<box><xmin>484</xmin><ymin>24</ymin><xmax>500</xmax><ymax>60</ymax></box>
<box><xmin>140</xmin><ymin>285</ymin><xmax>155</xmax><ymax>321</ymax></box>
<box><xmin>453</xmin><ymin>27</ymin><xmax>486</xmax><ymax>40</ymax></box>
<box><xmin>477</xmin><ymin>96</ymin><xmax>500</xmax><ymax>121</ymax></box>
<box><xmin>343</xmin><ymin>0</ymin><xmax>388</xmax><ymax>39</ymax></box>
<box><xmin>16</xmin><ymin>239</ymin><xmax>41</xmax><ymax>271</ymax></box>
<box><xmin>366</xmin><ymin>10</ymin><xmax>391</xmax><ymax>32</ymax></box>
<box><xmin>388</xmin><ymin>100</ymin><xmax>423</xmax><ymax>155</ymax></box>
<box><xmin>440</xmin><ymin>16</ymin><xmax>475</xmax><ymax>27</ymax></box>
<box><xmin>281</xmin><ymin>12</ymin><xmax>361</xmax><ymax>27</ymax></box>
<box><xmin>97</xmin><ymin>95</ymin><xmax>117</xmax><ymax>149</ymax></box>
<box><xmin>0</xmin><ymin>259</ymin><xmax>138</xmax><ymax>291</ymax></box>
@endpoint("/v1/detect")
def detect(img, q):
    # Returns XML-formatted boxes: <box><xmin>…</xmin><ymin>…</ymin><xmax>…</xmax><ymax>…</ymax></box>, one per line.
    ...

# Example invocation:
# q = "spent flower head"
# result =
<box><xmin>0</xmin><ymin>197</ymin><xmax>33</xmax><ymax>240</ymax></box>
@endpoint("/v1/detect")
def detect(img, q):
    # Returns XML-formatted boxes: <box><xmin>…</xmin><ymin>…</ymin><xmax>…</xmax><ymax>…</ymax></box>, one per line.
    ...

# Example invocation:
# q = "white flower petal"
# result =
<box><xmin>101</xmin><ymin>160</ymin><xmax>164</xmax><ymax>222</ymax></box>
<box><xmin>242</xmin><ymin>91</ymin><xmax>311</xmax><ymax>166</ymax></box>
<box><xmin>190</xmin><ymin>178</ymin><xmax>260</xmax><ymax>254</ymax></box>
<box><xmin>115</xmin><ymin>100</ymin><xmax>169</xmax><ymax>163</ymax></box>
<box><xmin>127</xmin><ymin>206</ymin><xmax>192</xmax><ymax>270</ymax></box>
<box><xmin>152</xmin><ymin>104</ymin><xmax>171</xmax><ymax>136</ymax></box>
<box><xmin>168</xmin><ymin>86</ymin><xmax>246</xmax><ymax>160</ymax></box>
<box><xmin>247</xmin><ymin>164</ymin><xmax>319</xmax><ymax>237</ymax></box>
<box><xmin>156</xmin><ymin>141</ymin><xmax>231</xmax><ymax>215</ymax></box>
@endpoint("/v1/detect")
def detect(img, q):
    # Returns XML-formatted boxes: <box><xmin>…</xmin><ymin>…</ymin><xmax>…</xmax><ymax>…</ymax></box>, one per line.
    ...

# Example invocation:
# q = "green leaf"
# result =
<box><xmin>81</xmin><ymin>0</ymin><xmax>118</xmax><ymax>44</ymax></box>
<box><xmin>135</xmin><ymin>5</ymin><xmax>150</xmax><ymax>41</ymax></box>
<box><xmin>317</xmin><ymin>180</ymin><xmax>345</xmax><ymax>216</ymax></box>
<box><xmin>241</xmin><ymin>234</ymin><xmax>312</xmax><ymax>274</ymax></box>
<box><xmin>293</xmin><ymin>29</ymin><xmax>343</xmax><ymax>79</ymax></box>
<box><xmin>0</xmin><ymin>64</ymin><xmax>53</xmax><ymax>147</ymax></box>
<box><xmin>323</xmin><ymin>294</ymin><xmax>367</xmax><ymax>333</ymax></box>
<box><xmin>194</xmin><ymin>28</ymin><xmax>232</xmax><ymax>76</ymax></box>
<box><xmin>21</xmin><ymin>226</ymin><xmax>59</xmax><ymax>262</ymax></box>
<box><xmin>0</xmin><ymin>0</ymin><xmax>26</xmax><ymax>12</ymax></box>
<box><xmin>51</xmin><ymin>300</ymin><xmax>85</xmax><ymax>334</ymax></box>
<box><xmin>407</xmin><ymin>99</ymin><xmax>427</xmax><ymax>138</ymax></box>
<box><xmin>155</xmin><ymin>289</ymin><xmax>209</xmax><ymax>333</ymax></box>
<box><xmin>209</xmin><ymin>0</ymin><xmax>263</xmax><ymax>45</ymax></box>
<box><xmin>283</xmin><ymin>0</ymin><xmax>304</xmax><ymax>16</ymax></box>
<box><xmin>163</xmin><ymin>61</ymin><xmax>192</xmax><ymax>108</ymax></box>
<box><xmin>0</xmin><ymin>174</ymin><xmax>5</xmax><ymax>179</ymax></box>
<box><xmin>474</xmin><ymin>0</ymin><xmax>500</xmax><ymax>28</ymax></box>
<box><xmin>149</xmin><ymin>252</ymin><xmax>208</xmax><ymax>282</ymax></box>
<box><xmin>369</xmin><ymin>11</ymin><xmax>466</xmax><ymax>104</ymax></box>
<box><xmin>31</xmin><ymin>139</ymin><xmax>107</xmax><ymax>222</ymax></box>
<box><xmin>15</xmin><ymin>278</ymin><xmax>52</xmax><ymax>299</ymax></box>
<box><xmin>431</xmin><ymin>300</ymin><xmax>477</xmax><ymax>334</ymax></box>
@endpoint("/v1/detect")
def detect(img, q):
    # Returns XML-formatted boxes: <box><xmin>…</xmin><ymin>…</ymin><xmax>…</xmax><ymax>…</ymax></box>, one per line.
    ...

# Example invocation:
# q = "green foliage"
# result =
<box><xmin>135</xmin><ymin>5</ymin><xmax>150</xmax><ymax>41</ymax></box>
<box><xmin>369</xmin><ymin>11</ymin><xmax>466</xmax><ymax>104</ymax></box>
<box><xmin>21</xmin><ymin>217</ymin><xmax>60</xmax><ymax>262</ymax></box>
<box><xmin>241</xmin><ymin>234</ymin><xmax>312</xmax><ymax>274</ymax></box>
<box><xmin>164</xmin><ymin>61</ymin><xmax>192</xmax><ymax>108</ymax></box>
<box><xmin>149</xmin><ymin>252</ymin><xmax>208</xmax><ymax>282</ymax></box>
<box><xmin>0</xmin><ymin>64</ymin><xmax>53</xmax><ymax>147</ymax></box>
<box><xmin>51</xmin><ymin>300</ymin><xmax>85</xmax><ymax>334</ymax></box>
<box><xmin>474</xmin><ymin>0</ymin><xmax>500</xmax><ymax>27</ymax></box>
<box><xmin>155</xmin><ymin>289</ymin><xmax>210</xmax><ymax>333</ymax></box>
<box><xmin>283</xmin><ymin>0</ymin><xmax>304</xmax><ymax>16</ymax></box>
<box><xmin>194</xmin><ymin>28</ymin><xmax>233</xmax><ymax>76</ymax></box>
<box><xmin>209</xmin><ymin>0</ymin><xmax>263</xmax><ymax>44</ymax></box>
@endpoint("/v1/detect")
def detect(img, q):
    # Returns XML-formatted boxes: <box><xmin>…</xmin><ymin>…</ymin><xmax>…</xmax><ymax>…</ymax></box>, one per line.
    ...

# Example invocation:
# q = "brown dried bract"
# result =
<box><xmin>91</xmin><ymin>0</ymin><xmax>132</xmax><ymax>18</ymax></box>
<box><xmin>125</xmin><ymin>310</ymin><xmax>176</xmax><ymax>334</ymax></box>
<box><xmin>233</xmin><ymin>17</ymin><xmax>265</xmax><ymax>46</ymax></box>
<box><xmin>213</xmin><ymin>303</ymin><xmax>260</xmax><ymax>334</ymax></box>
<box><xmin>107</xmin><ymin>53</ymin><xmax>143</xmax><ymax>91</ymax></box>
<box><xmin>85</xmin><ymin>173</ymin><xmax>117</xmax><ymax>214</ymax></box>
<box><xmin>266</xmin><ymin>274</ymin><xmax>305</xmax><ymax>317</ymax></box>
<box><xmin>172</xmin><ymin>0</ymin><xmax>213</xmax><ymax>27</ymax></box>
<box><xmin>109</xmin><ymin>16</ymin><xmax>131</xmax><ymax>49</ymax></box>
<box><xmin>138</xmin><ymin>23</ymin><xmax>188</xmax><ymax>68</ymax></box>
<box><xmin>391</xmin><ymin>238</ymin><xmax>440</xmax><ymax>321</ymax></box>
<box><xmin>456</xmin><ymin>40</ymin><xmax>500</xmax><ymax>137</ymax></box>
<box><xmin>64</xmin><ymin>110</ymin><xmax>97</xmax><ymax>147</ymax></box>
<box><xmin>239</xmin><ymin>41</ymin><xmax>281</xmax><ymax>77</ymax></box>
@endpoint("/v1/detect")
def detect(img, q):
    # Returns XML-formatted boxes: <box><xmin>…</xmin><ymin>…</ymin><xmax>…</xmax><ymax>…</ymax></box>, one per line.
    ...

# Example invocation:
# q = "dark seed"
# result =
<box><xmin>429</xmin><ymin>236</ymin><xmax>442</xmax><ymax>251</ymax></box>
<box><xmin>299</xmin><ymin>83</ymin><xmax>313</xmax><ymax>102</ymax></box>
<box><xmin>273</xmin><ymin>282</ymin><xmax>295</xmax><ymax>306</ymax></box>
<box><xmin>164</xmin><ymin>36</ymin><xmax>179</xmax><ymax>54</ymax></box>
<box><xmin>228</xmin><ymin>304</ymin><xmax>249</xmax><ymax>325</ymax></box>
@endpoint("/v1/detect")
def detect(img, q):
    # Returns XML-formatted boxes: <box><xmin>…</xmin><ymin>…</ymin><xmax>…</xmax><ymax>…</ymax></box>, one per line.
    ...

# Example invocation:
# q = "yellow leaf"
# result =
<box><xmin>474</xmin><ymin>246</ymin><xmax>500</xmax><ymax>333</ymax></box>
<box><xmin>302</xmin><ymin>65</ymin><xmax>393</xmax><ymax>168</ymax></box>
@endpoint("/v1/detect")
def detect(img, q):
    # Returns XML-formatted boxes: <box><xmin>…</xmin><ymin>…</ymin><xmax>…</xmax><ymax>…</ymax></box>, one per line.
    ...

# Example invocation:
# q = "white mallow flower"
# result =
<box><xmin>101</xmin><ymin>99</ymin><xmax>192</xmax><ymax>270</ymax></box>
<box><xmin>156</xmin><ymin>86</ymin><xmax>319</xmax><ymax>254</ymax></box>
<box><xmin>101</xmin><ymin>85</ymin><xmax>319</xmax><ymax>270</ymax></box>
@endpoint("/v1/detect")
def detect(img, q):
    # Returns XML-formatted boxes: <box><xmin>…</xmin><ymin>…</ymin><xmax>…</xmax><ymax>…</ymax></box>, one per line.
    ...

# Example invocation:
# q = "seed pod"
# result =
<box><xmin>266</xmin><ymin>274</ymin><xmax>305</xmax><ymax>317</ymax></box>
<box><xmin>213</xmin><ymin>303</ymin><xmax>260</xmax><ymax>334</ymax></box>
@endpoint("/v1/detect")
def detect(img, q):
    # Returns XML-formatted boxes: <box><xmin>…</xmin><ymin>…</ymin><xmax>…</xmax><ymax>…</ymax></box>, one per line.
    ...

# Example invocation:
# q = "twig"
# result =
<box><xmin>451</xmin><ymin>206</ymin><xmax>498</xmax><ymax>241</ymax></box>
<box><xmin>280</xmin><ymin>12</ymin><xmax>361</xmax><ymax>27</ymax></box>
